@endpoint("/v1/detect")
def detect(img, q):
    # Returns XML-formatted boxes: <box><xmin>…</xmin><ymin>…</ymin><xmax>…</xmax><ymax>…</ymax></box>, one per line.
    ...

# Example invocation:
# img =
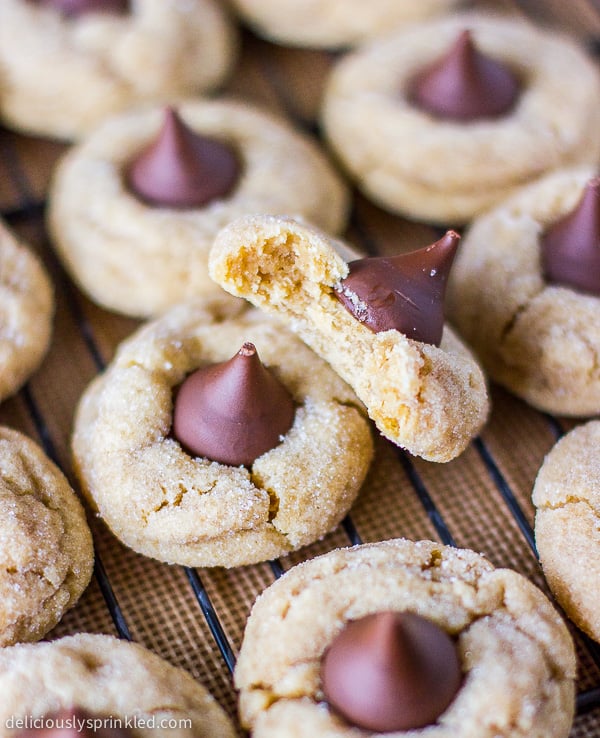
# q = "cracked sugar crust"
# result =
<box><xmin>0</xmin><ymin>633</ymin><xmax>236</xmax><ymax>738</ymax></box>
<box><xmin>48</xmin><ymin>99</ymin><xmax>349</xmax><ymax>318</ymax></box>
<box><xmin>235</xmin><ymin>538</ymin><xmax>576</xmax><ymax>738</ymax></box>
<box><xmin>533</xmin><ymin>421</ymin><xmax>600</xmax><ymax>643</ymax></box>
<box><xmin>209</xmin><ymin>215</ymin><xmax>489</xmax><ymax>463</ymax></box>
<box><xmin>321</xmin><ymin>14</ymin><xmax>600</xmax><ymax>224</ymax></box>
<box><xmin>0</xmin><ymin>219</ymin><xmax>53</xmax><ymax>404</ymax></box>
<box><xmin>0</xmin><ymin>428</ymin><xmax>93</xmax><ymax>647</ymax></box>
<box><xmin>72</xmin><ymin>298</ymin><xmax>373</xmax><ymax>567</ymax></box>
<box><xmin>0</xmin><ymin>0</ymin><xmax>236</xmax><ymax>140</ymax></box>
<box><xmin>447</xmin><ymin>166</ymin><xmax>600</xmax><ymax>416</ymax></box>
<box><xmin>229</xmin><ymin>0</ymin><xmax>463</xmax><ymax>49</ymax></box>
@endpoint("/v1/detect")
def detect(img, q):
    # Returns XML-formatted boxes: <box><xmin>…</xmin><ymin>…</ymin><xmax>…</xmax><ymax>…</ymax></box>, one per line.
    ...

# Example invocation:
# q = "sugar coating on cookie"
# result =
<box><xmin>229</xmin><ymin>0</ymin><xmax>464</xmax><ymax>48</ymax></box>
<box><xmin>235</xmin><ymin>538</ymin><xmax>576</xmax><ymax>738</ymax></box>
<box><xmin>0</xmin><ymin>219</ymin><xmax>54</xmax><ymax>404</ymax></box>
<box><xmin>447</xmin><ymin>166</ymin><xmax>600</xmax><ymax>416</ymax></box>
<box><xmin>0</xmin><ymin>633</ymin><xmax>236</xmax><ymax>737</ymax></box>
<box><xmin>0</xmin><ymin>0</ymin><xmax>236</xmax><ymax>140</ymax></box>
<box><xmin>0</xmin><ymin>428</ymin><xmax>93</xmax><ymax>647</ymax></box>
<box><xmin>48</xmin><ymin>100</ymin><xmax>349</xmax><ymax>318</ymax></box>
<box><xmin>322</xmin><ymin>14</ymin><xmax>600</xmax><ymax>224</ymax></box>
<box><xmin>72</xmin><ymin>298</ymin><xmax>373</xmax><ymax>567</ymax></box>
<box><xmin>533</xmin><ymin>421</ymin><xmax>600</xmax><ymax>643</ymax></box>
<box><xmin>209</xmin><ymin>215</ymin><xmax>489</xmax><ymax>462</ymax></box>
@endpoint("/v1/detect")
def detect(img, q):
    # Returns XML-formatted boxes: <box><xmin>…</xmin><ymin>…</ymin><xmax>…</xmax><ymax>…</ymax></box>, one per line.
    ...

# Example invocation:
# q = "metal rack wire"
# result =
<box><xmin>1</xmin><ymin>16</ymin><xmax>600</xmax><ymax>732</ymax></box>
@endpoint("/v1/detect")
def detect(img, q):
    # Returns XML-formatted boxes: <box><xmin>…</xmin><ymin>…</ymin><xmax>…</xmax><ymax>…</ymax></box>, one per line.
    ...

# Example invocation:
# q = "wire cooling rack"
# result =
<box><xmin>1</xmin><ymin>3</ymin><xmax>600</xmax><ymax>736</ymax></box>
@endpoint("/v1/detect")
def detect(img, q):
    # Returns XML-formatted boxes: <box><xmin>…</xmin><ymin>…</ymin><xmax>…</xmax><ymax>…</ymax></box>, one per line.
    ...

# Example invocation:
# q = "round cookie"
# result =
<box><xmin>0</xmin><ymin>0</ymin><xmax>236</xmax><ymax>140</ymax></box>
<box><xmin>72</xmin><ymin>298</ymin><xmax>373</xmax><ymax>567</ymax></box>
<box><xmin>0</xmin><ymin>632</ymin><xmax>236</xmax><ymax>737</ymax></box>
<box><xmin>48</xmin><ymin>100</ymin><xmax>350</xmax><ymax>318</ymax></box>
<box><xmin>0</xmin><ymin>427</ymin><xmax>94</xmax><ymax>647</ymax></box>
<box><xmin>533</xmin><ymin>421</ymin><xmax>600</xmax><ymax>643</ymax></box>
<box><xmin>0</xmin><ymin>218</ymin><xmax>53</xmax><ymax>404</ymax></box>
<box><xmin>446</xmin><ymin>166</ymin><xmax>600</xmax><ymax>415</ymax></box>
<box><xmin>209</xmin><ymin>215</ymin><xmax>489</xmax><ymax>463</ymax></box>
<box><xmin>229</xmin><ymin>0</ymin><xmax>464</xmax><ymax>49</ymax></box>
<box><xmin>235</xmin><ymin>538</ymin><xmax>576</xmax><ymax>738</ymax></box>
<box><xmin>321</xmin><ymin>14</ymin><xmax>600</xmax><ymax>224</ymax></box>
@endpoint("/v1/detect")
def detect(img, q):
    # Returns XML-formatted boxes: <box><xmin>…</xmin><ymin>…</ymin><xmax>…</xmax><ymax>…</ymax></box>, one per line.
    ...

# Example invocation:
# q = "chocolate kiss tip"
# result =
<box><xmin>172</xmin><ymin>343</ymin><xmax>295</xmax><ymax>467</ymax></box>
<box><xmin>410</xmin><ymin>28</ymin><xmax>520</xmax><ymax>121</ymax></box>
<box><xmin>35</xmin><ymin>0</ymin><xmax>129</xmax><ymax>16</ymax></box>
<box><xmin>542</xmin><ymin>177</ymin><xmax>600</xmax><ymax>295</ymax></box>
<box><xmin>321</xmin><ymin>612</ymin><xmax>462</xmax><ymax>732</ymax></box>
<box><xmin>126</xmin><ymin>106</ymin><xmax>241</xmax><ymax>209</ymax></box>
<box><xmin>238</xmin><ymin>342</ymin><xmax>257</xmax><ymax>357</ymax></box>
<box><xmin>335</xmin><ymin>230</ymin><xmax>460</xmax><ymax>346</ymax></box>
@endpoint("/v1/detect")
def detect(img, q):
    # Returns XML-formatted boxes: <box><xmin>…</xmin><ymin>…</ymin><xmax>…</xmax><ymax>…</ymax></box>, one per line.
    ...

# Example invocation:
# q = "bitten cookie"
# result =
<box><xmin>533</xmin><ymin>421</ymin><xmax>600</xmax><ymax>643</ymax></box>
<box><xmin>0</xmin><ymin>633</ymin><xmax>236</xmax><ymax>738</ymax></box>
<box><xmin>0</xmin><ymin>427</ymin><xmax>93</xmax><ymax>647</ymax></box>
<box><xmin>48</xmin><ymin>101</ymin><xmax>349</xmax><ymax>318</ymax></box>
<box><xmin>209</xmin><ymin>215</ymin><xmax>489</xmax><ymax>462</ymax></box>
<box><xmin>0</xmin><ymin>0</ymin><xmax>236</xmax><ymax>140</ymax></box>
<box><xmin>0</xmin><ymin>218</ymin><xmax>53</xmax><ymax>404</ymax></box>
<box><xmin>447</xmin><ymin>166</ymin><xmax>600</xmax><ymax>415</ymax></box>
<box><xmin>235</xmin><ymin>538</ymin><xmax>576</xmax><ymax>738</ymax></box>
<box><xmin>229</xmin><ymin>0</ymin><xmax>464</xmax><ymax>49</ymax></box>
<box><xmin>322</xmin><ymin>14</ymin><xmax>600</xmax><ymax>224</ymax></box>
<box><xmin>72</xmin><ymin>298</ymin><xmax>373</xmax><ymax>567</ymax></box>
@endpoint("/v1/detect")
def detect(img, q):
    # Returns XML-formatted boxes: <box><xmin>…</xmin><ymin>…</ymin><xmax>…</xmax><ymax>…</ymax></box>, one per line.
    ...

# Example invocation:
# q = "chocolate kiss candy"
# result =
<box><xmin>33</xmin><ymin>0</ymin><xmax>129</xmax><ymax>17</ymax></box>
<box><xmin>126</xmin><ymin>107</ymin><xmax>241</xmax><ymax>209</ymax></box>
<box><xmin>321</xmin><ymin>611</ymin><xmax>462</xmax><ymax>732</ymax></box>
<box><xmin>15</xmin><ymin>708</ymin><xmax>132</xmax><ymax>737</ymax></box>
<box><xmin>541</xmin><ymin>178</ymin><xmax>600</xmax><ymax>295</ymax></box>
<box><xmin>410</xmin><ymin>29</ymin><xmax>520</xmax><ymax>121</ymax></box>
<box><xmin>173</xmin><ymin>342</ymin><xmax>295</xmax><ymax>466</ymax></box>
<box><xmin>335</xmin><ymin>230</ymin><xmax>460</xmax><ymax>346</ymax></box>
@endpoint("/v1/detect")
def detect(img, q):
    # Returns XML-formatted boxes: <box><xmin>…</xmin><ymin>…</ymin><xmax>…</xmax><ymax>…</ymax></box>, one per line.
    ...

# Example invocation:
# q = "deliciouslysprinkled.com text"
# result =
<box><xmin>4</xmin><ymin>715</ymin><xmax>193</xmax><ymax>732</ymax></box>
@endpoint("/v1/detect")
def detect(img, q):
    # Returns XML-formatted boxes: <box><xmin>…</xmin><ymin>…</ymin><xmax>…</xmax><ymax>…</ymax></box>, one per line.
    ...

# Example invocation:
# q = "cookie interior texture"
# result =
<box><xmin>0</xmin><ymin>0</ymin><xmax>237</xmax><ymax>140</ymax></box>
<box><xmin>72</xmin><ymin>298</ymin><xmax>373</xmax><ymax>567</ymax></box>
<box><xmin>0</xmin><ymin>427</ymin><xmax>94</xmax><ymax>647</ymax></box>
<box><xmin>48</xmin><ymin>100</ymin><xmax>349</xmax><ymax>318</ymax></box>
<box><xmin>0</xmin><ymin>219</ymin><xmax>54</xmax><ymax>404</ymax></box>
<box><xmin>234</xmin><ymin>538</ymin><xmax>576</xmax><ymax>738</ymax></box>
<box><xmin>533</xmin><ymin>421</ymin><xmax>600</xmax><ymax>643</ymax></box>
<box><xmin>321</xmin><ymin>13</ymin><xmax>600</xmax><ymax>224</ymax></box>
<box><xmin>209</xmin><ymin>214</ymin><xmax>489</xmax><ymax>462</ymax></box>
<box><xmin>0</xmin><ymin>633</ymin><xmax>236</xmax><ymax>738</ymax></box>
<box><xmin>447</xmin><ymin>166</ymin><xmax>600</xmax><ymax>416</ymax></box>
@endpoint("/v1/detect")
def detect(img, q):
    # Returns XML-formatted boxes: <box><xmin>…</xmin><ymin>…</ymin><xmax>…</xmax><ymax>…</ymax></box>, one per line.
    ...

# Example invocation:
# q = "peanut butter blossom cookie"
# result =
<box><xmin>0</xmin><ymin>633</ymin><xmax>236</xmax><ymax>738</ymax></box>
<box><xmin>0</xmin><ymin>427</ymin><xmax>93</xmax><ymax>647</ymax></box>
<box><xmin>0</xmin><ymin>0</ymin><xmax>236</xmax><ymax>139</ymax></box>
<box><xmin>0</xmin><ymin>218</ymin><xmax>53</xmax><ymax>404</ymax></box>
<box><xmin>235</xmin><ymin>538</ymin><xmax>576</xmax><ymax>738</ymax></box>
<box><xmin>72</xmin><ymin>298</ymin><xmax>373</xmax><ymax>567</ymax></box>
<box><xmin>533</xmin><ymin>421</ymin><xmax>600</xmax><ymax>643</ymax></box>
<box><xmin>322</xmin><ymin>14</ymin><xmax>600</xmax><ymax>224</ymax></box>
<box><xmin>209</xmin><ymin>215</ymin><xmax>489</xmax><ymax>462</ymax></box>
<box><xmin>447</xmin><ymin>166</ymin><xmax>600</xmax><ymax>415</ymax></box>
<box><xmin>49</xmin><ymin>102</ymin><xmax>349</xmax><ymax>318</ymax></box>
<box><xmin>229</xmin><ymin>0</ymin><xmax>464</xmax><ymax>49</ymax></box>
